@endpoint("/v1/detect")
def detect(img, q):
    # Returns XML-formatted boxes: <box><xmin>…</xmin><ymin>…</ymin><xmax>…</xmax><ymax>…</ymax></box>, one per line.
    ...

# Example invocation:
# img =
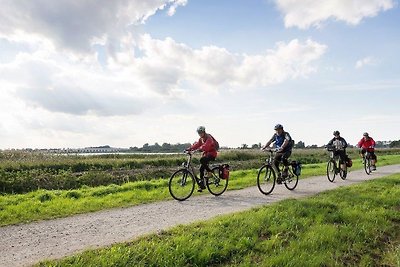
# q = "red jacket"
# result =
<box><xmin>189</xmin><ymin>133</ymin><xmax>218</xmax><ymax>158</ymax></box>
<box><xmin>357</xmin><ymin>137</ymin><xmax>376</xmax><ymax>152</ymax></box>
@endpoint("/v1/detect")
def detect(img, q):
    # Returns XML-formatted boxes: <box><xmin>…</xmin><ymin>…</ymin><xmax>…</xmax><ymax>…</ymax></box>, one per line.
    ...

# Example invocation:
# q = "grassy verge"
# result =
<box><xmin>1</xmin><ymin>155</ymin><xmax>400</xmax><ymax>227</ymax></box>
<box><xmin>37</xmin><ymin>174</ymin><xmax>400</xmax><ymax>267</ymax></box>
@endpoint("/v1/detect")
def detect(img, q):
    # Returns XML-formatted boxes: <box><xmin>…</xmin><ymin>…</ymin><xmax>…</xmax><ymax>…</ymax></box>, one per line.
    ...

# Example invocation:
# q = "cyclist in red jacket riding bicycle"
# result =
<box><xmin>357</xmin><ymin>132</ymin><xmax>377</xmax><ymax>170</ymax></box>
<box><xmin>186</xmin><ymin>126</ymin><xmax>218</xmax><ymax>192</ymax></box>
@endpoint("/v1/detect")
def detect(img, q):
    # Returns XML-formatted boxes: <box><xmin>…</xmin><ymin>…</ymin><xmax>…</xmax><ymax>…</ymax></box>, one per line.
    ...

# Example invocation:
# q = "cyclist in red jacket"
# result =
<box><xmin>186</xmin><ymin>126</ymin><xmax>218</xmax><ymax>191</ymax></box>
<box><xmin>357</xmin><ymin>132</ymin><xmax>377</xmax><ymax>170</ymax></box>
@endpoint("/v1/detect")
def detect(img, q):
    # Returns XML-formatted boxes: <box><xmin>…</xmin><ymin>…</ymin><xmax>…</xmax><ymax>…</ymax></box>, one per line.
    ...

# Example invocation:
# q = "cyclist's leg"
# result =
<box><xmin>359</xmin><ymin>148</ymin><xmax>366</xmax><ymax>159</ymax></box>
<box><xmin>370</xmin><ymin>151</ymin><xmax>377</xmax><ymax>169</ymax></box>
<box><xmin>273</xmin><ymin>153</ymin><xmax>283</xmax><ymax>175</ymax></box>
<box><xmin>199</xmin><ymin>156</ymin><xmax>215</xmax><ymax>189</ymax></box>
<box><xmin>281</xmin><ymin>150</ymin><xmax>292</xmax><ymax>177</ymax></box>
<box><xmin>338</xmin><ymin>151</ymin><xmax>346</xmax><ymax>169</ymax></box>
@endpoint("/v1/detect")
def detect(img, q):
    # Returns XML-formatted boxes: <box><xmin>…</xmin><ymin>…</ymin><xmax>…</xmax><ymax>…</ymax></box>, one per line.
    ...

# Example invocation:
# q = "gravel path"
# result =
<box><xmin>1</xmin><ymin>164</ymin><xmax>399</xmax><ymax>267</ymax></box>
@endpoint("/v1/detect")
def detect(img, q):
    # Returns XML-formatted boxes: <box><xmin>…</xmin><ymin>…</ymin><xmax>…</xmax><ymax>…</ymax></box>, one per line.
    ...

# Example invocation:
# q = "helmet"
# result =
<box><xmin>363</xmin><ymin>132</ymin><xmax>369</xmax><ymax>137</ymax></box>
<box><xmin>333</xmin><ymin>130</ymin><xmax>340</xmax><ymax>136</ymax></box>
<box><xmin>274</xmin><ymin>124</ymin><xmax>283</xmax><ymax>130</ymax></box>
<box><xmin>197</xmin><ymin>126</ymin><xmax>205</xmax><ymax>134</ymax></box>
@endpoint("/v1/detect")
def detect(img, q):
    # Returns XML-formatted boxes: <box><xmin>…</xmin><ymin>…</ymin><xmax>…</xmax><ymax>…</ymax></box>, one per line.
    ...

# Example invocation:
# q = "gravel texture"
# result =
<box><xmin>1</xmin><ymin>164</ymin><xmax>399</xmax><ymax>267</ymax></box>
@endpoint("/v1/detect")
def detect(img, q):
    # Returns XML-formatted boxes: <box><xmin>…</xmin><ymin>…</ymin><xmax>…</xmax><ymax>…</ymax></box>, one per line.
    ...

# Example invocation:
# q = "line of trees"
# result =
<box><xmin>129</xmin><ymin>143</ymin><xmax>191</xmax><ymax>153</ymax></box>
<box><xmin>129</xmin><ymin>139</ymin><xmax>400</xmax><ymax>152</ymax></box>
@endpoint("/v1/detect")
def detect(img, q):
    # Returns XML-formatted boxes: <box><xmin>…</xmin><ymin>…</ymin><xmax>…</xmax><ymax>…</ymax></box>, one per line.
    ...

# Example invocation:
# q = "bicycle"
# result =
<box><xmin>325</xmin><ymin>146</ymin><xmax>347</xmax><ymax>182</ymax></box>
<box><xmin>168</xmin><ymin>151</ymin><xmax>229</xmax><ymax>201</ymax></box>
<box><xmin>362</xmin><ymin>150</ymin><xmax>373</xmax><ymax>175</ymax></box>
<box><xmin>257</xmin><ymin>149</ymin><xmax>300</xmax><ymax>195</ymax></box>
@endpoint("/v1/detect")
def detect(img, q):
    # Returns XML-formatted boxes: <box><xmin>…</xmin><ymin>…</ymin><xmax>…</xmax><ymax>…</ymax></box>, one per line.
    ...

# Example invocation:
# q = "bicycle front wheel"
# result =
<box><xmin>206</xmin><ymin>166</ymin><xmax>228</xmax><ymax>196</ymax></box>
<box><xmin>326</xmin><ymin>160</ymin><xmax>336</xmax><ymax>182</ymax></box>
<box><xmin>169</xmin><ymin>169</ymin><xmax>195</xmax><ymax>201</ymax></box>
<box><xmin>364</xmin><ymin>158</ymin><xmax>371</xmax><ymax>175</ymax></box>
<box><xmin>257</xmin><ymin>165</ymin><xmax>276</xmax><ymax>195</ymax></box>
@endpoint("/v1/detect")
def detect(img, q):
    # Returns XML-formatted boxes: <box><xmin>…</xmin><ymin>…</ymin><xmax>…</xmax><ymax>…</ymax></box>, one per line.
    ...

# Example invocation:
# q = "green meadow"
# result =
<box><xmin>37</xmin><ymin>174</ymin><xmax>400</xmax><ymax>267</ymax></box>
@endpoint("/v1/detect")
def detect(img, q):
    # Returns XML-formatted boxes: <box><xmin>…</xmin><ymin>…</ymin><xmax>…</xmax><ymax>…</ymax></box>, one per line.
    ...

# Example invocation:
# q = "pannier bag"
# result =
<box><xmin>346</xmin><ymin>158</ymin><xmax>353</xmax><ymax>167</ymax></box>
<box><xmin>219</xmin><ymin>164</ymin><xmax>230</xmax><ymax>179</ymax></box>
<box><xmin>291</xmin><ymin>161</ymin><xmax>302</xmax><ymax>176</ymax></box>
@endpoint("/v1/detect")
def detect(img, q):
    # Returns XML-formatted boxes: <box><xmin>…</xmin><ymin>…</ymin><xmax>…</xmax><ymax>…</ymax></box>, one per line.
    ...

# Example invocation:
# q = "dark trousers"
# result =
<box><xmin>334</xmin><ymin>150</ymin><xmax>347</xmax><ymax>163</ymax></box>
<box><xmin>274</xmin><ymin>150</ymin><xmax>292</xmax><ymax>172</ymax></box>
<box><xmin>200</xmin><ymin>156</ymin><xmax>215</xmax><ymax>179</ymax></box>
<box><xmin>360</xmin><ymin>149</ymin><xmax>377</xmax><ymax>160</ymax></box>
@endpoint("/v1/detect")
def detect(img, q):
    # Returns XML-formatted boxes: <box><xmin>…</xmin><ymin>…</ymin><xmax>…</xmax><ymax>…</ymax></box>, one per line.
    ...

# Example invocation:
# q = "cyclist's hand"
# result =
<box><xmin>274</xmin><ymin>148</ymin><xmax>280</xmax><ymax>152</ymax></box>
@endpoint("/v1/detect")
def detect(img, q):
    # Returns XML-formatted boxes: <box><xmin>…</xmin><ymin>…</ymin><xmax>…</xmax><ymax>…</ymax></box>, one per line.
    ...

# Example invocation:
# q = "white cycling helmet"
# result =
<box><xmin>274</xmin><ymin>124</ymin><xmax>283</xmax><ymax>130</ymax></box>
<box><xmin>197</xmin><ymin>126</ymin><xmax>206</xmax><ymax>134</ymax></box>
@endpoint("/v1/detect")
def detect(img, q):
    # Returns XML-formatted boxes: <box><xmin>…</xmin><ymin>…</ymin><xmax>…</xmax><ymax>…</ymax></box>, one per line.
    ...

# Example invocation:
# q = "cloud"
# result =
<box><xmin>275</xmin><ymin>0</ymin><xmax>396</xmax><ymax>29</ymax></box>
<box><xmin>0</xmin><ymin>35</ymin><xmax>327</xmax><ymax>116</ymax></box>
<box><xmin>133</xmin><ymin>35</ymin><xmax>327</xmax><ymax>91</ymax></box>
<box><xmin>0</xmin><ymin>0</ymin><xmax>187</xmax><ymax>54</ymax></box>
<box><xmin>355</xmin><ymin>56</ymin><xmax>375</xmax><ymax>69</ymax></box>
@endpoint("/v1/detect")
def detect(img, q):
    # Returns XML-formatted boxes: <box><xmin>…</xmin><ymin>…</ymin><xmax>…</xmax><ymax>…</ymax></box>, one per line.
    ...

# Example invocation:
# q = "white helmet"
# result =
<box><xmin>197</xmin><ymin>126</ymin><xmax>205</xmax><ymax>134</ymax></box>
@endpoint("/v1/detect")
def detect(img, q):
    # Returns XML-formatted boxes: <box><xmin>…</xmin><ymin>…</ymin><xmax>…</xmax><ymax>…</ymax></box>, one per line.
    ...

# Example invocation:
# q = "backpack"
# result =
<box><xmin>209</xmin><ymin>134</ymin><xmax>220</xmax><ymax>151</ymax></box>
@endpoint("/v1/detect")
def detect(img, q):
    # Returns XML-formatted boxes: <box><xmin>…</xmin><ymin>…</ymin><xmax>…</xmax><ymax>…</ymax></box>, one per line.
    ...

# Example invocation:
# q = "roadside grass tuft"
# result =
<box><xmin>37</xmin><ymin>174</ymin><xmax>400</xmax><ymax>267</ymax></box>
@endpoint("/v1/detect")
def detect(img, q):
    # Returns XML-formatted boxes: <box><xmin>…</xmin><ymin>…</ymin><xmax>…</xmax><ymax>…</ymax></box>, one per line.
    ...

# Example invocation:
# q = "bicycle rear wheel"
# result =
<box><xmin>206</xmin><ymin>166</ymin><xmax>228</xmax><ymax>196</ymax></box>
<box><xmin>326</xmin><ymin>160</ymin><xmax>336</xmax><ymax>182</ymax></box>
<box><xmin>169</xmin><ymin>169</ymin><xmax>195</xmax><ymax>201</ymax></box>
<box><xmin>364</xmin><ymin>158</ymin><xmax>372</xmax><ymax>175</ymax></box>
<box><xmin>257</xmin><ymin>165</ymin><xmax>276</xmax><ymax>195</ymax></box>
<box><xmin>284</xmin><ymin>171</ymin><xmax>298</xmax><ymax>190</ymax></box>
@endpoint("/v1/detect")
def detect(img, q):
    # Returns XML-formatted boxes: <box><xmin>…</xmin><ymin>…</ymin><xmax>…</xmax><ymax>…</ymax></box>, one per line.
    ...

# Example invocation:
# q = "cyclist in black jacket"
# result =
<box><xmin>327</xmin><ymin>130</ymin><xmax>348</xmax><ymax>170</ymax></box>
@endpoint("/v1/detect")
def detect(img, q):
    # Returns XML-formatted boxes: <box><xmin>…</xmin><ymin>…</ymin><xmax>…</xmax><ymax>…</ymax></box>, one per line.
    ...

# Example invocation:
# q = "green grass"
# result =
<box><xmin>1</xmin><ymin>155</ymin><xmax>400</xmax><ymax>227</ymax></box>
<box><xmin>37</xmin><ymin>174</ymin><xmax>400</xmax><ymax>267</ymax></box>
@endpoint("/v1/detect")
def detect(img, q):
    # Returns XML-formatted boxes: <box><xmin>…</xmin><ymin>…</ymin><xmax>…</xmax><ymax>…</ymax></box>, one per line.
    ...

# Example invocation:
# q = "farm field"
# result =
<box><xmin>1</xmin><ymin>149</ymin><xmax>400</xmax><ymax>226</ymax></box>
<box><xmin>36</xmin><ymin>174</ymin><xmax>400</xmax><ymax>267</ymax></box>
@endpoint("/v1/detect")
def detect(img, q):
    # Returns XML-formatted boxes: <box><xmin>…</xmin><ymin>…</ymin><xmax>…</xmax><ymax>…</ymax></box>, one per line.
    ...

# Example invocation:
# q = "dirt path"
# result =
<box><xmin>1</xmin><ymin>164</ymin><xmax>399</xmax><ymax>267</ymax></box>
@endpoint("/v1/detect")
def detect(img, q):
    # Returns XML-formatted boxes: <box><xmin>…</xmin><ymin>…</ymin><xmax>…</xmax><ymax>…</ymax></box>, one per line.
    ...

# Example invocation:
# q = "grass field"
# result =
<box><xmin>37</xmin><ymin>174</ymin><xmax>400</xmax><ymax>267</ymax></box>
<box><xmin>1</xmin><ymin>154</ymin><xmax>400</xmax><ymax>227</ymax></box>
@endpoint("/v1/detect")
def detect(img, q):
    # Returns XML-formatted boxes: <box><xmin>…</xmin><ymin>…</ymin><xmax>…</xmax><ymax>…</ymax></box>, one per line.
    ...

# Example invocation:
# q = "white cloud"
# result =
<box><xmin>275</xmin><ymin>0</ymin><xmax>396</xmax><ymax>29</ymax></box>
<box><xmin>133</xmin><ymin>35</ymin><xmax>327</xmax><ymax>92</ymax></box>
<box><xmin>0</xmin><ymin>0</ymin><xmax>187</xmax><ymax>54</ymax></box>
<box><xmin>0</xmin><ymin>34</ymin><xmax>327</xmax><ymax>117</ymax></box>
<box><xmin>355</xmin><ymin>56</ymin><xmax>375</xmax><ymax>69</ymax></box>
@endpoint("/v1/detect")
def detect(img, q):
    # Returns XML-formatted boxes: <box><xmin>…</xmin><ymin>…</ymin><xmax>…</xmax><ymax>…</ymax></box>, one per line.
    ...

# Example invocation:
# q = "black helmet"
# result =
<box><xmin>333</xmin><ymin>130</ymin><xmax>340</xmax><ymax>136</ymax></box>
<box><xmin>274</xmin><ymin>124</ymin><xmax>283</xmax><ymax>130</ymax></box>
<box><xmin>363</xmin><ymin>132</ymin><xmax>369</xmax><ymax>137</ymax></box>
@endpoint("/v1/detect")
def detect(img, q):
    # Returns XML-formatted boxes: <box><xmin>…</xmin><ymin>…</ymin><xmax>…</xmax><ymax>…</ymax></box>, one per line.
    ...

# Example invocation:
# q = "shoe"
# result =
<box><xmin>276</xmin><ymin>173</ymin><xmax>282</xmax><ymax>184</ymax></box>
<box><xmin>198</xmin><ymin>179</ymin><xmax>206</xmax><ymax>190</ymax></box>
<box><xmin>197</xmin><ymin>188</ymin><xmax>203</xmax><ymax>192</ymax></box>
<box><xmin>372</xmin><ymin>165</ymin><xmax>376</xmax><ymax>171</ymax></box>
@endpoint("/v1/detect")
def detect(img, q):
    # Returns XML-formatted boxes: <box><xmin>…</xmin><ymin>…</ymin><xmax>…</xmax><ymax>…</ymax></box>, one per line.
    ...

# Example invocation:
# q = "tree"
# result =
<box><xmin>294</xmin><ymin>141</ymin><xmax>305</xmax><ymax>149</ymax></box>
<box><xmin>251</xmin><ymin>143</ymin><xmax>260</xmax><ymax>149</ymax></box>
<box><xmin>390</xmin><ymin>140</ymin><xmax>400</xmax><ymax>148</ymax></box>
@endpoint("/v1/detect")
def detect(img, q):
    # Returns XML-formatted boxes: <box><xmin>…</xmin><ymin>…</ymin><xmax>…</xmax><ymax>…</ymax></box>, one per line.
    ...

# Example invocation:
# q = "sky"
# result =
<box><xmin>0</xmin><ymin>0</ymin><xmax>399</xmax><ymax>149</ymax></box>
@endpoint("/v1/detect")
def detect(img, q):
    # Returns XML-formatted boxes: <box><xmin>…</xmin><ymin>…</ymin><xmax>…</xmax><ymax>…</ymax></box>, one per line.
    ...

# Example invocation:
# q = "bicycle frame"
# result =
<box><xmin>182</xmin><ymin>151</ymin><xmax>198</xmax><ymax>178</ymax></box>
